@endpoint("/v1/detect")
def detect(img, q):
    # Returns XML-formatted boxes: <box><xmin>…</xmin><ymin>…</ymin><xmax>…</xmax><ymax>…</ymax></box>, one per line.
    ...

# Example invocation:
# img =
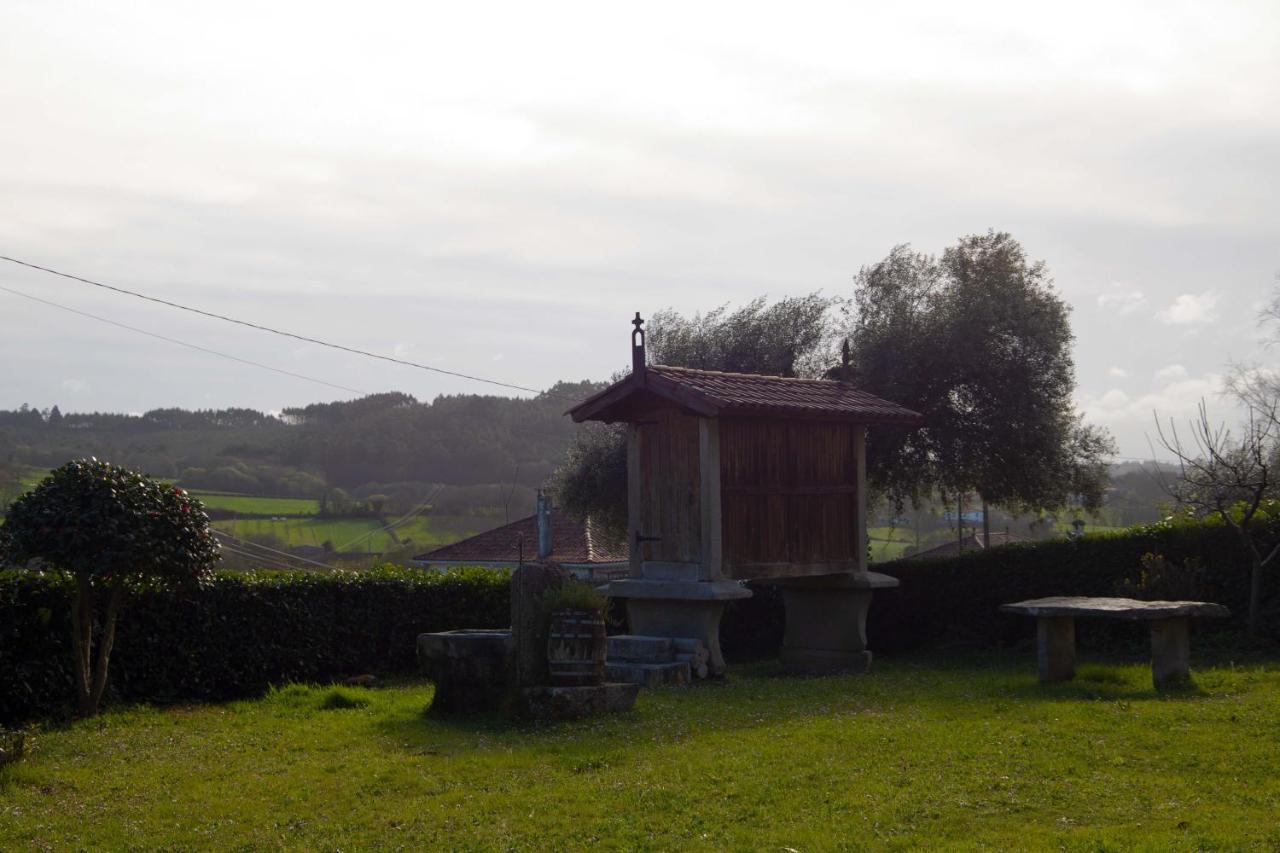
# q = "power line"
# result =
<box><xmin>0</xmin><ymin>284</ymin><xmax>368</xmax><ymax>396</ymax></box>
<box><xmin>215</xmin><ymin>538</ymin><xmax>307</xmax><ymax>571</ymax></box>
<box><xmin>212</xmin><ymin>530</ymin><xmax>338</xmax><ymax>570</ymax></box>
<box><xmin>217</xmin><ymin>543</ymin><xmax>306</xmax><ymax>572</ymax></box>
<box><xmin>0</xmin><ymin>253</ymin><xmax>568</xmax><ymax>399</ymax></box>
<box><xmin>336</xmin><ymin>485</ymin><xmax>443</xmax><ymax>551</ymax></box>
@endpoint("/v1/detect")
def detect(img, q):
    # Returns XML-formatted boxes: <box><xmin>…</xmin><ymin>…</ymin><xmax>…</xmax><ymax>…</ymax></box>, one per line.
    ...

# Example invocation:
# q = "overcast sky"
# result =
<box><xmin>2</xmin><ymin>1</ymin><xmax>1277</xmax><ymax>458</ymax></box>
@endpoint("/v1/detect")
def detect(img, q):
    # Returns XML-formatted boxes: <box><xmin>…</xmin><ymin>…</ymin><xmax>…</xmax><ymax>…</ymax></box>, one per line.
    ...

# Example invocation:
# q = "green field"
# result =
<box><xmin>3</xmin><ymin>653</ymin><xmax>1277</xmax><ymax>848</ymax></box>
<box><xmin>868</xmin><ymin>521</ymin><xmax>1135</xmax><ymax>563</ymax></box>
<box><xmin>186</xmin><ymin>491</ymin><xmax>322</xmax><ymax>516</ymax></box>
<box><xmin>15</xmin><ymin>466</ymin><xmax>47</xmax><ymax>490</ymax></box>
<box><xmin>1</xmin><ymin>477</ymin><xmax>486</xmax><ymax>557</ymax></box>
<box><xmin>213</xmin><ymin>515</ymin><xmax>489</xmax><ymax>553</ymax></box>
<box><xmin>868</xmin><ymin>525</ymin><xmax>915</xmax><ymax>561</ymax></box>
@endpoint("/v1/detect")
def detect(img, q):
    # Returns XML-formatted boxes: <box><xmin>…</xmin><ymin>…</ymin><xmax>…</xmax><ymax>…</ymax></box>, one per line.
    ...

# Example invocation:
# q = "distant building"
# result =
<box><xmin>906</xmin><ymin>531</ymin><xmax>1026</xmax><ymax>561</ymax></box>
<box><xmin>411</xmin><ymin>493</ymin><xmax>627</xmax><ymax>581</ymax></box>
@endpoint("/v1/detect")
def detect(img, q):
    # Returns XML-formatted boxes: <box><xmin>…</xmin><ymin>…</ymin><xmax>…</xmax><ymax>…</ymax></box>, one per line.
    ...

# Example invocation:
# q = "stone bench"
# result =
<box><xmin>1000</xmin><ymin>596</ymin><xmax>1230</xmax><ymax>690</ymax></box>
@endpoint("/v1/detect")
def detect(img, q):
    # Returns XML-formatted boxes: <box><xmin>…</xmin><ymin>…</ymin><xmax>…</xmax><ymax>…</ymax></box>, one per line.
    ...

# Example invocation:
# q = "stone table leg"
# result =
<box><xmin>1036</xmin><ymin>616</ymin><xmax>1076</xmax><ymax>683</ymax></box>
<box><xmin>1150</xmin><ymin>617</ymin><xmax>1191</xmax><ymax>690</ymax></box>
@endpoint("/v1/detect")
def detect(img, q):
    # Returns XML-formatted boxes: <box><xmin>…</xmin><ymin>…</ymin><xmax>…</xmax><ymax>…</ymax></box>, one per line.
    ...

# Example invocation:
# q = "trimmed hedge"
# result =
<box><xmin>868</xmin><ymin>516</ymin><xmax>1280</xmax><ymax>651</ymax></box>
<box><xmin>720</xmin><ymin>516</ymin><xmax>1280</xmax><ymax>659</ymax></box>
<box><xmin>5</xmin><ymin>517</ymin><xmax>1276</xmax><ymax>724</ymax></box>
<box><xmin>0</xmin><ymin>566</ymin><xmax>509</xmax><ymax>725</ymax></box>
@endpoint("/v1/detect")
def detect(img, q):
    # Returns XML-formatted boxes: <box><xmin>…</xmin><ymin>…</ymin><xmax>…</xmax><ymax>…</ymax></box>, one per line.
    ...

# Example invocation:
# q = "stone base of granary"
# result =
<box><xmin>773</xmin><ymin>571</ymin><xmax>899</xmax><ymax>675</ymax></box>
<box><xmin>598</xmin><ymin>579</ymin><xmax>753</xmax><ymax>678</ymax></box>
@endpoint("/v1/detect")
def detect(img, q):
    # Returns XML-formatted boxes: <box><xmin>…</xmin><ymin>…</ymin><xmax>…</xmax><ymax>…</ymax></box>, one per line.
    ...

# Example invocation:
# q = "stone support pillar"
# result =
<box><xmin>775</xmin><ymin>571</ymin><xmax>898</xmax><ymax>674</ymax></box>
<box><xmin>599</xmin><ymin>579</ymin><xmax>751</xmax><ymax>677</ymax></box>
<box><xmin>1149</xmin><ymin>617</ymin><xmax>1191</xmax><ymax>690</ymax></box>
<box><xmin>1036</xmin><ymin>616</ymin><xmax>1076</xmax><ymax>683</ymax></box>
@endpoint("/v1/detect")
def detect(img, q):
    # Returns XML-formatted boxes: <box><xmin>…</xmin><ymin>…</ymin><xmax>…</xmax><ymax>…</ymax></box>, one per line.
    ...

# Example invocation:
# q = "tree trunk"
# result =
<box><xmin>981</xmin><ymin>497</ymin><xmax>990</xmax><ymax>548</ymax></box>
<box><xmin>1248</xmin><ymin>554</ymin><xmax>1262</xmax><ymax>637</ymax></box>
<box><xmin>87</xmin><ymin>583</ymin><xmax>125</xmax><ymax>715</ymax></box>
<box><xmin>1228</xmin><ymin>523</ymin><xmax>1265</xmax><ymax>638</ymax></box>
<box><xmin>70</xmin><ymin>574</ymin><xmax>94</xmax><ymax>716</ymax></box>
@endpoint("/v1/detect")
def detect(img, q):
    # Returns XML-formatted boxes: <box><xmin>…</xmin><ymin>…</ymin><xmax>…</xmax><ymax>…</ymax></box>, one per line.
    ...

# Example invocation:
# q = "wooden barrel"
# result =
<box><xmin>546</xmin><ymin>608</ymin><xmax>607</xmax><ymax>686</ymax></box>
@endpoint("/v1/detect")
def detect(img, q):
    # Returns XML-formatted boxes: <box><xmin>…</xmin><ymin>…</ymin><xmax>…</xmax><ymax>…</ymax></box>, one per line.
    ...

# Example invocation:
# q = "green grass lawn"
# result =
<box><xmin>3</xmin><ymin>653</ymin><xmax>1278</xmax><ymax>849</ymax></box>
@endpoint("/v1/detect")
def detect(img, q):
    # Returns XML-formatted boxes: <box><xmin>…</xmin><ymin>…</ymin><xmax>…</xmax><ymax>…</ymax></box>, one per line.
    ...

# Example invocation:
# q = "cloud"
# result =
<box><xmin>1108</xmin><ymin>366</ymin><xmax>1129</xmax><ymax>378</ymax></box>
<box><xmin>1158</xmin><ymin>292</ymin><xmax>1219</xmax><ymax>325</ymax></box>
<box><xmin>1079</xmin><ymin>371</ymin><xmax>1230</xmax><ymax>458</ymax></box>
<box><xmin>1098</xmin><ymin>388</ymin><xmax>1131</xmax><ymax>409</ymax></box>
<box><xmin>1097</xmin><ymin>288</ymin><xmax>1147</xmax><ymax>315</ymax></box>
<box><xmin>1155</xmin><ymin>364</ymin><xmax>1188</xmax><ymax>381</ymax></box>
<box><xmin>61</xmin><ymin>378</ymin><xmax>87</xmax><ymax>393</ymax></box>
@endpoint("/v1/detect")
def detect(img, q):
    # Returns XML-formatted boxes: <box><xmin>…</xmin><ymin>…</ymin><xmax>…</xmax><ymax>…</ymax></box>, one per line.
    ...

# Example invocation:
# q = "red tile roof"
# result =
<box><xmin>569</xmin><ymin>364</ymin><xmax>923</xmax><ymax>424</ymax></box>
<box><xmin>413</xmin><ymin>513</ymin><xmax>626</xmax><ymax>566</ymax></box>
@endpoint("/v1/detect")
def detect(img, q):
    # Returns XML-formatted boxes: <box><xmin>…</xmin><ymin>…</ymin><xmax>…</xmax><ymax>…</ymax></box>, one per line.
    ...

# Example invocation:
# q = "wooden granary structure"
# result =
<box><xmin>568</xmin><ymin>314</ymin><xmax>923</xmax><ymax>675</ymax></box>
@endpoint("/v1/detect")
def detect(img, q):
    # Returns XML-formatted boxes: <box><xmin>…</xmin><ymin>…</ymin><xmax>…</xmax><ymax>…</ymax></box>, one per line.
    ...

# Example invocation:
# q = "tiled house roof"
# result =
<box><xmin>569</xmin><ymin>364</ymin><xmax>923</xmax><ymax>424</ymax></box>
<box><xmin>412</xmin><ymin>513</ymin><xmax>626</xmax><ymax>566</ymax></box>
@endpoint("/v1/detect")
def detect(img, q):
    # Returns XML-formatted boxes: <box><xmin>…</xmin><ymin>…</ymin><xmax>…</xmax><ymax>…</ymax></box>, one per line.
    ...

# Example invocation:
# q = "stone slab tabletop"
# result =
<box><xmin>1000</xmin><ymin>596</ymin><xmax>1230</xmax><ymax>621</ymax></box>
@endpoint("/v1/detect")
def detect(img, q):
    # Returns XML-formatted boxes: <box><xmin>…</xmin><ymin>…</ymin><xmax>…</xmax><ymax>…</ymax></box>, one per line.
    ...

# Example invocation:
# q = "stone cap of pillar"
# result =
<box><xmin>597</xmin><ymin>579</ymin><xmax>753</xmax><ymax>601</ymax></box>
<box><xmin>763</xmin><ymin>570</ymin><xmax>899</xmax><ymax>590</ymax></box>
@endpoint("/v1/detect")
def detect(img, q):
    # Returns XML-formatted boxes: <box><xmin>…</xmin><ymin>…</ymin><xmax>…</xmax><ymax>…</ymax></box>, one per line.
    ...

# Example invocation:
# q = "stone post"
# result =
<box><xmin>510</xmin><ymin>563</ymin><xmax>566</xmax><ymax>687</ymax></box>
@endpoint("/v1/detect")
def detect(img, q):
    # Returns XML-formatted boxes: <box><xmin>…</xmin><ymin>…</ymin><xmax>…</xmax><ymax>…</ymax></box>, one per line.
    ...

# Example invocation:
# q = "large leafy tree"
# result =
<box><xmin>644</xmin><ymin>294</ymin><xmax>834</xmax><ymax>379</ymax></box>
<box><xmin>553</xmin><ymin>295</ymin><xmax>834</xmax><ymax>541</ymax></box>
<box><xmin>0</xmin><ymin>459</ymin><xmax>220</xmax><ymax>716</ymax></box>
<box><xmin>846</xmin><ymin>232</ymin><xmax>1114</xmax><ymax>517</ymax></box>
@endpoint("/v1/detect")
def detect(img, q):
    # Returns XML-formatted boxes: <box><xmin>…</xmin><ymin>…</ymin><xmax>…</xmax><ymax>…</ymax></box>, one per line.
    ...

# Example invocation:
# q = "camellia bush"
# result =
<box><xmin>0</xmin><ymin>459</ymin><xmax>220</xmax><ymax>716</ymax></box>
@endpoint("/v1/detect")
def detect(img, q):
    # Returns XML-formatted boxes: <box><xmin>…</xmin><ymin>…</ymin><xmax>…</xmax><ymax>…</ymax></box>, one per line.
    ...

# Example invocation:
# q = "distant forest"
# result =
<box><xmin>1</xmin><ymin>382</ymin><xmax>1171</xmax><ymax>527</ymax></box>
<box><xmin>0</xmin><ymin>381</ymin><xmax>602</xmax><ymax>516</ymax></box>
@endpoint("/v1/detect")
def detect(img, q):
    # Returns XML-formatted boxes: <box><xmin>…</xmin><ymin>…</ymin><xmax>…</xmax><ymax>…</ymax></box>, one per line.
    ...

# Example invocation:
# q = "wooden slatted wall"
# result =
<box><xmin>720</xmin><ymin>418</ymin><xmax>858</xmax><ymax>579</ymax></box>
<box><xmin>637</xmin><ymin>408</ymin><xmax>702</xmax><ymax>564</ymax></box>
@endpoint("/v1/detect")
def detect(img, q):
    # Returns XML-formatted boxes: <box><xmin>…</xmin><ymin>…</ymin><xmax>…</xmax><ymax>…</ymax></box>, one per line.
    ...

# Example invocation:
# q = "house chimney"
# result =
<box><xmin>536</xmin><ymin>490</ymin><xmax>552</xmax><ymax>560</ymax></box>
<box><xmin>631</xmin><ymin>312</ymin><xmax>646</xmax><ymax>375</ymax></box>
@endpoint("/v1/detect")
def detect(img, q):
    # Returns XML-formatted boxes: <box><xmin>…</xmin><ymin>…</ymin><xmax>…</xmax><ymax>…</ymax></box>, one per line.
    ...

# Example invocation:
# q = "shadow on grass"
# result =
<box><xmin>749</xmin><ymin>649</ymin><xmax>1235</xmax><ymax>708</ymax></box>
<box><xmin>1001</xmin><ymin>670</ymin><xmax>1211</xmax><ymax>703</ymax></box>
<box><xmin>367</xmin><ymin>646</ymin><xmax>1280</xmax><ymax>756</ymax></box>
<box><xmin>371</xmin><ymin>703</ymin><xmax>556</xmax><ymax>751</ymax></box>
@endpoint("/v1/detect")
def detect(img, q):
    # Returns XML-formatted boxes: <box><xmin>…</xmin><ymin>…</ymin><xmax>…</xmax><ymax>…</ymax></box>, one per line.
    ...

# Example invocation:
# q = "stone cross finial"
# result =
<box><xmin>631</xmin><ymin>312</ymin><xmax>646</xmax><ymax>374</ymax></box>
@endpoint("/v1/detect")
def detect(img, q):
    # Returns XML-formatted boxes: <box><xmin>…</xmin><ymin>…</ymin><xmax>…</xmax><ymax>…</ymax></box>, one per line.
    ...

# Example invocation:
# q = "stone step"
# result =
<box><xmin>607</xmin><ymin>635</ymin><xmax>674</xmax><ymax>663</ymax></box>
<box><xmin>674</xmin><ymin>652</ymin><xmax>710</xmax><ymax>680</ymax></box>
<box><xmin>671</xmin><ymin>637</ymin><xmax>705</xmax><ymax>656</ymax></box>
<box><xmin>605</xmin><ymin>661</ymin><xmax>691</xmax><ymax>688</ymax></box>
